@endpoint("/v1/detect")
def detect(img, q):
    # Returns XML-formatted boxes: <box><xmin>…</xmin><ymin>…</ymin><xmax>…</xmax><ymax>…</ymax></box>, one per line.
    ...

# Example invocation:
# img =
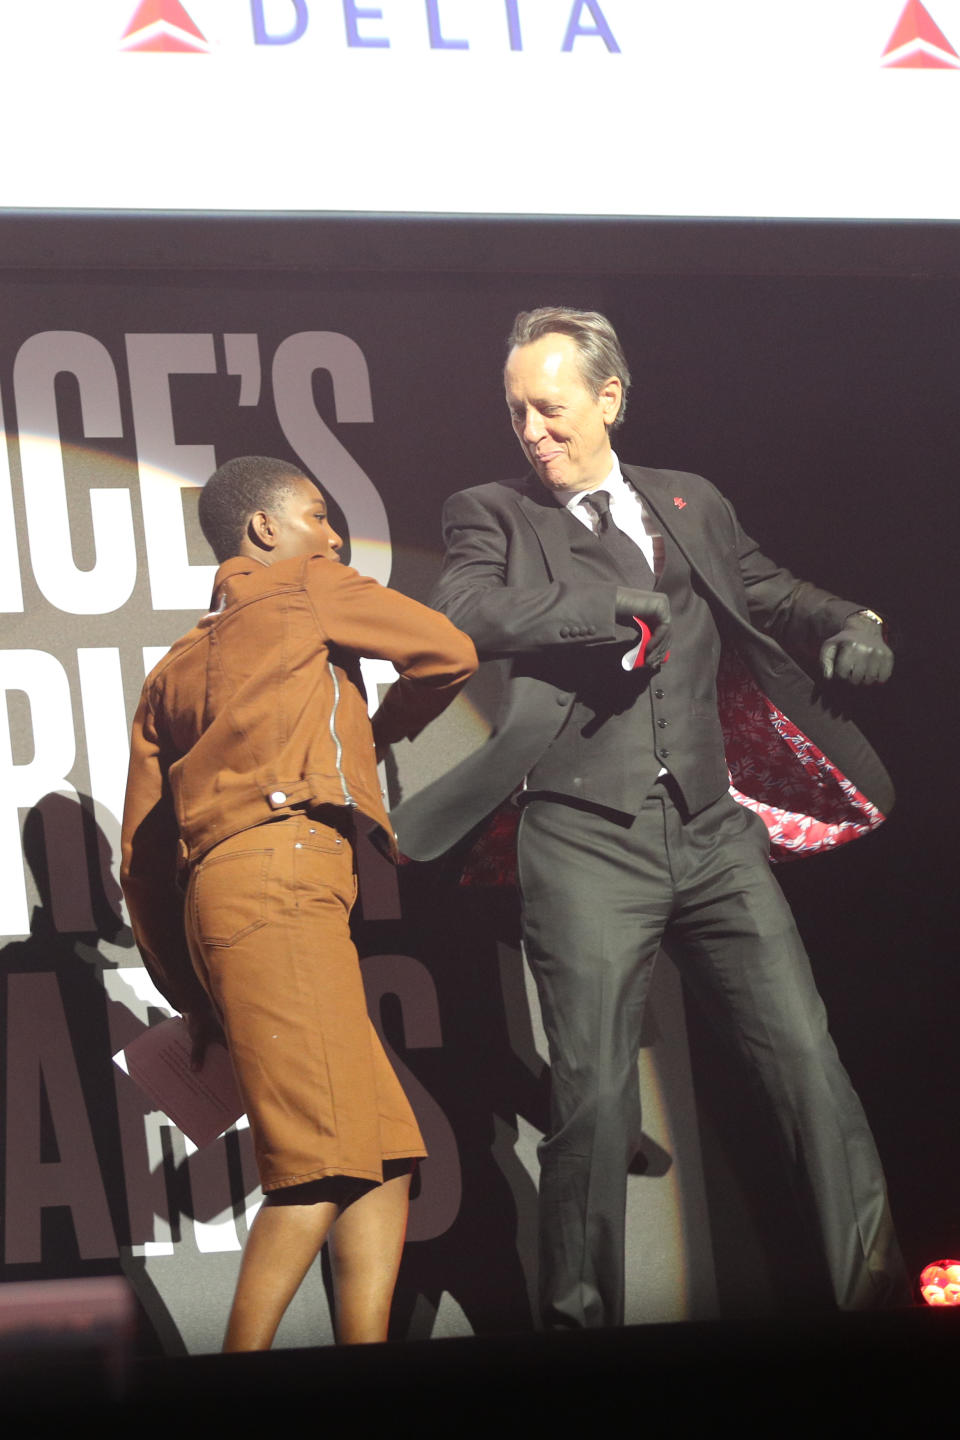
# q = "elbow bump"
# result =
<box><xmin>442</xmin><ymin>624</ymin><xmax>478</xmax><ymax>676</ymax></box>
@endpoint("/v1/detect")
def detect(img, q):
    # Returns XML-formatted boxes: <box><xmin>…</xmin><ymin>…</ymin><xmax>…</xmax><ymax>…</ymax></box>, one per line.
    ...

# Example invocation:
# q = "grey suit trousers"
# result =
<box><xmin>518</xmin><ymin>782</ymin><xmax>908</xmax><ymax>1328</ymax></box>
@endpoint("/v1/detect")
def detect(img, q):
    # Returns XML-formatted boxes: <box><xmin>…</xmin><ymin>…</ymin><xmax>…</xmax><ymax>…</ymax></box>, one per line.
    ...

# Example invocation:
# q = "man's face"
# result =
<box><xmin>504</xmin><ymin>333</ymin><xmax>622</xmax><ymax>495</ymax></box>
<box><xmin>262</xmin><ymin>476</ymin><xmax>343</xmax><ymax>563</ymax></box>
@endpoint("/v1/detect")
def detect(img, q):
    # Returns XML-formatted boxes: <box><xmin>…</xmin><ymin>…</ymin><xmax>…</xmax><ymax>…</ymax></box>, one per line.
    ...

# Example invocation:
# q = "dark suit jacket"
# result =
<box><xmin>392</xmin><ymin>465</ymin><xmax>894</xmax><ymax>864</ymax></box>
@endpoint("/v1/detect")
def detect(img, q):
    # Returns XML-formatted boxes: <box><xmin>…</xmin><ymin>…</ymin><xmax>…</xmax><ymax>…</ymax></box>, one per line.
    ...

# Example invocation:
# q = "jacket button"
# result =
<box><xmin>269</xmin><ymin>790</ymin><xmax>287</xmax><ymax>805</ymax></box>
<box><xmin>654</xmin><ymin>689</ymin><xmax>665</xmax><ymax>699</ymax></box>
<box><xmin>559</xmin><ymin>625</ymin><xmax>570</xmax><ymax>638</ymax></box>
<box><xmin>657</xmin><ymin>719</ymin><xmax>669</xmax><ymax>729</ymax></box>
<box><xmin>659</xmin><ymin>748</ymin><xmax>670</xmax><ymax>758</ymax></box>
<box><xmin>556</xmin><ymin>694</ymin><xmax>569</xmax><ymax>706</ymax></box>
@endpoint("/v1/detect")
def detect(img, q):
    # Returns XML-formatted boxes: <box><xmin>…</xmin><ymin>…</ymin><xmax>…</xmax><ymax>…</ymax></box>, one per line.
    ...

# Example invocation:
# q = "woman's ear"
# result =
<box><xmin>247</xmin><ymin>508</ymin><xmax>276</xmax><ymax>552</ymax></box>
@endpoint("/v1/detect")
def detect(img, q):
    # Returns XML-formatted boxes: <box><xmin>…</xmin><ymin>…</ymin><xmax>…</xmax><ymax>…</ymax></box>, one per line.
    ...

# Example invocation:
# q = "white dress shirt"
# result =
<box><xmin>563</xmin><ymin>456</ymin><xmax>663</xmax><ymax>579</ymax></box>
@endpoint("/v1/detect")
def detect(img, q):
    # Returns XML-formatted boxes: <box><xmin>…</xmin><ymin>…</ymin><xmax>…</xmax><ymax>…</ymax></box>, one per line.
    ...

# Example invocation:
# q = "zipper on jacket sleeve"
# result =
<box><xmin>327</xmin><ymin>661</ymin><xmax>356</xmax><ymax>806</ymax></box>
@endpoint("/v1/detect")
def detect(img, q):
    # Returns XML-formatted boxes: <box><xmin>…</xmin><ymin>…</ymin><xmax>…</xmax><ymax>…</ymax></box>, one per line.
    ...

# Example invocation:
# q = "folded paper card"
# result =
<box><xmin>113</xmin><ymin>1015</ymin><xmax>245</xmax><ymax>1148</ymax></box>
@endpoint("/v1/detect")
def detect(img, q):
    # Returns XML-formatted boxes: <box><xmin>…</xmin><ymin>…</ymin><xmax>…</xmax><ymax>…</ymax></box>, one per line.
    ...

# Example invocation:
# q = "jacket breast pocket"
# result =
<box><xmin>191</xmin><ymin>848</ymin><xmax>273</xmax><ymax>947</ymax></box>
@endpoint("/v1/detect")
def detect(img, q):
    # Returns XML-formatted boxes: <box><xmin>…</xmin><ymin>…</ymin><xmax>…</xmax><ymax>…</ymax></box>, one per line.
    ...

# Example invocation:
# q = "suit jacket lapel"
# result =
<box><xmin>515</xmin><ymin>479</ymin><xmax>599</xmax><ymax>583</ymax></box>
<box><xmin>515</xmin><ymin>465</ymin><xmax>734</xmax><ymax>598</ymax></box>
<box><xmin>622</xmin><ymin>464</ymin><xmax>729</xmax><ymax>596</ymax></box>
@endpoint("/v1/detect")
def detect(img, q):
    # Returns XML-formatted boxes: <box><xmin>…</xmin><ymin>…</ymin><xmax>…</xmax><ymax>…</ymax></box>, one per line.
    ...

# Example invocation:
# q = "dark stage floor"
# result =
<box><xmin>2</xmin><ymin>1310</ymin><xmax>956</xmax><ymax>1432</ymax></box>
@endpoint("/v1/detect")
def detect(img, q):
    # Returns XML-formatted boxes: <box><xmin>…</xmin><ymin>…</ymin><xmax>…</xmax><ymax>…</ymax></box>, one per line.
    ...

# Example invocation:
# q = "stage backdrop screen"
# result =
<box><xmin>4</xmin><ymin>0</ymin><xmax>960</xmax><ymax>220</ymax></box>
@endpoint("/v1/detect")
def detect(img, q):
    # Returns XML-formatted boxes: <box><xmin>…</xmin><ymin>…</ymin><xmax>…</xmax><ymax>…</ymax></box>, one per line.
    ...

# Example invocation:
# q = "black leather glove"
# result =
<box><xmin>820</xmin><ymin>612</ymin><xmax>893</xmax><ymax>686</ymax></box>
<box><xmin>615</xmin><ymin>588</ymin><xmax>672</xmax><ymax>666</ymax></box>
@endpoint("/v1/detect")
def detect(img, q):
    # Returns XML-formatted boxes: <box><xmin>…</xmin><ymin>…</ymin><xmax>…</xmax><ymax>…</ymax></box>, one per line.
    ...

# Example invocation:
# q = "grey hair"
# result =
<box><xmin>506</xmin><ymin>307</ymin><xmax>631</xmax><ymax>428</ymax></box>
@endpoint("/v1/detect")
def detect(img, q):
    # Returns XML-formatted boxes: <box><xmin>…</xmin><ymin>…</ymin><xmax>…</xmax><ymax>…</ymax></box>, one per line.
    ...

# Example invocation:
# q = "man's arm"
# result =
<box><xmin>430</xmin><ymin>487</ymin><xmax>655</xmax><ymax>660</ymax></box>
<box><xmin>732</xmin><ymin>503</ymin><xmax>893</xmax><ymax>685</ymax></box>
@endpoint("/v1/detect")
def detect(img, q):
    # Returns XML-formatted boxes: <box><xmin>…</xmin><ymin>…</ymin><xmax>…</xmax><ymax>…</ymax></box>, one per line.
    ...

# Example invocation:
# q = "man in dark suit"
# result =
<box><xmin>393</xmin><ymin>307</ymin><xmax>909</xmax><ymax>1328</ymax></box>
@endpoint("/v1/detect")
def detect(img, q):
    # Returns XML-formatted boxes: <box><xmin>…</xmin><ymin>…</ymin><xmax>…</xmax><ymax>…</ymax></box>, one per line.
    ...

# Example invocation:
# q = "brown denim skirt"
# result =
<box><xmin>184</xmin><ymin>808</ymin><xmax>425</xmax><ymax>1190</ymax></box>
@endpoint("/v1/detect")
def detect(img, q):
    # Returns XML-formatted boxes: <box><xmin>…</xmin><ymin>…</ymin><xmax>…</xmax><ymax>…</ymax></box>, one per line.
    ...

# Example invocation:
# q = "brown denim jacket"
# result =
<box><xmin>120</xmin><ymin>552</ymin><xmax>477</xmax><ymax>1011</ymax></box>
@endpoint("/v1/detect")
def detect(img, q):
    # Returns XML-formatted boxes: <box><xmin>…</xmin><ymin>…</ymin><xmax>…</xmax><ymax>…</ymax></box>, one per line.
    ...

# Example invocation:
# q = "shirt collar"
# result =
<box><xmin>561</xmin><ymin>454</ymin><xmax>625</xmax><ymax>513</ymax></box>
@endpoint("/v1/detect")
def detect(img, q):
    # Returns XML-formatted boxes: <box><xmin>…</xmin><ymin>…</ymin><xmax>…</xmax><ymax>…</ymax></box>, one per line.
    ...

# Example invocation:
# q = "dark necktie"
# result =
<box><xmin>585</xmin><ymin>489</ymin><xmax>655</xmax><ymax>587</ymax></box>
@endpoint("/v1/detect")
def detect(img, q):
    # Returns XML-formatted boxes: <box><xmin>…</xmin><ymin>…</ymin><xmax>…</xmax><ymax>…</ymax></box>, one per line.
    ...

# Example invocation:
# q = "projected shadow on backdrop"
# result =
<box><xmin>366</xmin><ymin>862</ymin><xmax>545</xmax><ymax>1337</ymax></box>
<box><xmin>353</xmin><ymin>834</ymin><xmax>676</xmax><ymax>1339</ymax></box>
<box><xmin>0</xmin><ymin>792</ymin><xmax>185</xmax><ymax>1352</ymax></box>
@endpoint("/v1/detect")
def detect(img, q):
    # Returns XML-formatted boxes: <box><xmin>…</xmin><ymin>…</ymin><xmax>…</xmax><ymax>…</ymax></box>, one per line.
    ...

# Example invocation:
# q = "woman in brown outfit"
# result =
<box><xmin>121</xmin><ymin>456</ymin><xmax>476</xmax><ymax>1350</ymax></box>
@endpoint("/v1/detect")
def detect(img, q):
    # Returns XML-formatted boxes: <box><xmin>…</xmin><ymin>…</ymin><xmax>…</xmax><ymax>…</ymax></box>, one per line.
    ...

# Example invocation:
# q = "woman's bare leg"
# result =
<box><xmin>327</xmin><ymin>1169</ymin><xmax>412</xmax><ymax>1344</ymax></box>
<box><xmin>223</xmin><ymin>1192</ymin><xmax>339</xmax><ymax>1352</ymax></box>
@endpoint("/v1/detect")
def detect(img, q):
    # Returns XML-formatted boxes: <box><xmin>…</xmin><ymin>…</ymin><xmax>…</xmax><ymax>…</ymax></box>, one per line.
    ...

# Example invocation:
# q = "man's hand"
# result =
<box><xmin>615</xmin><ymin>588</ymin><xmax>671</xmax><ymax>667</ymax></box>
<box><xmin>184</xmin><ymin>1005</ymin><xmax>226</xmax><ymax>1071</ymax></box>
<box><xmin>615</xmin><ymin>588</ymin><xmax>671</xmax><ymax>640</ymax></box>
<box><xmin>820</xmin><ymin>613</ymin><xmax>893</xmax><ymax>686</ymax></box>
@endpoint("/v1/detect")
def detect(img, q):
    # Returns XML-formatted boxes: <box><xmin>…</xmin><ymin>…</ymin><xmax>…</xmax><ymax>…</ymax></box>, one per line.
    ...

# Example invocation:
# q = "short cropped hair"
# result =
<box><xmin>198</xmin><ymin>456</ymin><xmax>307</xmax><ymax>562</ymax></box>
<box><xmin>507</xmin><ymin>307</ymin><xmax>632</xmax><ymax>428</ymax></box>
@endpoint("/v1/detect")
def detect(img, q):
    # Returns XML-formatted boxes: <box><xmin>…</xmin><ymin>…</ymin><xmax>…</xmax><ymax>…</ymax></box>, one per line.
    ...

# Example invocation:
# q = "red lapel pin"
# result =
<box><xmin>673</xmin><ymin>497</ymin><xmax>687</xmax><ymax>509</ymax></box>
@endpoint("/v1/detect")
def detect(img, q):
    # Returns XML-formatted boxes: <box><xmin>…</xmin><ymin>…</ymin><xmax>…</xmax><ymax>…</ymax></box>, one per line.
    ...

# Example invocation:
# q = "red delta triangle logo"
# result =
<box><xmin>882</xmin><ymin>0</ymin><xmax>960</xmax><ymax>68</ymax></box>
<box><xmin>119</xmin><ymin>0</ymin><xmax>211</xmax><ymax>53</ymax></box>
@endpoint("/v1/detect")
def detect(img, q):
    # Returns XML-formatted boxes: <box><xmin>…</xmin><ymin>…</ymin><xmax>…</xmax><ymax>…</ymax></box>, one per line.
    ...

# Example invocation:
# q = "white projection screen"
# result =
<box><xmin>4</xmin><ymin>0</ymin><xmax>960</xmax><ymax>220</ymax></box>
